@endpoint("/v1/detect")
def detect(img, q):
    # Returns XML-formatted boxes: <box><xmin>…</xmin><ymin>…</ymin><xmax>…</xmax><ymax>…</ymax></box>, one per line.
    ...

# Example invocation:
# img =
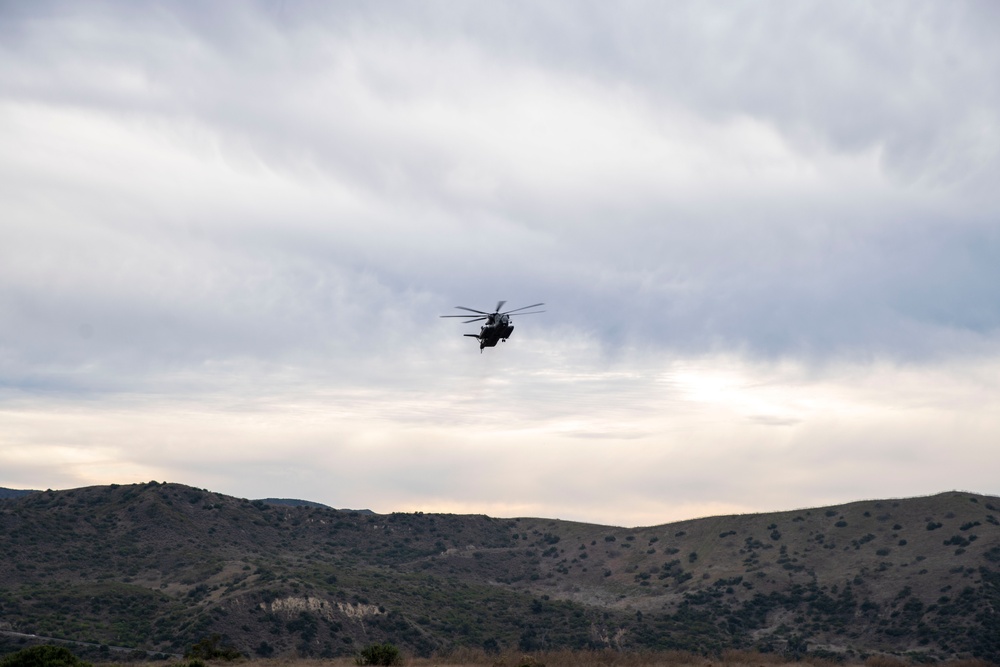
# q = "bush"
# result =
<box><xmin>0</xmin><ymin>646</ymin><xmax>91</xmax><ymax>667</ymax></box>
<box><xmin>355</xmin><ymin>642</ymin><xmax>402</xmax><ymax>666</ymax></box>
<box><xmin>185</xmin><ymin>634</ymin><xmax>242</xmax><ymax>661</ymax></box>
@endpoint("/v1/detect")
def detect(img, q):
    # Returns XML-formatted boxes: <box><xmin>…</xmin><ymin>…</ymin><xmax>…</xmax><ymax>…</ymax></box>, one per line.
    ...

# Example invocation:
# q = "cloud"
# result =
<box><xmin>2</xmin><ymin>1</ymin><xmax>999</xmax><ymax>523</ymax></box>
<box><xmin>4</xmin><ymin>350</ymin><xmax>999</xmax><ymax>526</ymax></box>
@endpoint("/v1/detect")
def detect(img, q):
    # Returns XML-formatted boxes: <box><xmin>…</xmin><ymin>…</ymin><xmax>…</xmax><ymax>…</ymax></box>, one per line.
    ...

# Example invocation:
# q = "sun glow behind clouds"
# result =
<box><xmin>3</xmin><ymin>351</ymin><xmax>1000</xmax><ymax>526</ymax></box>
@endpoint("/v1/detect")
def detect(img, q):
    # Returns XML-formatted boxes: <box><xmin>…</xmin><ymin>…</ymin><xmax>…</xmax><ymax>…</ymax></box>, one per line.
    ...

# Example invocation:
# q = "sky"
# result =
<box><xmin>2</xmin><ymin>1</ymin><xmax>1000</xmax><ymax>527</ymax></box>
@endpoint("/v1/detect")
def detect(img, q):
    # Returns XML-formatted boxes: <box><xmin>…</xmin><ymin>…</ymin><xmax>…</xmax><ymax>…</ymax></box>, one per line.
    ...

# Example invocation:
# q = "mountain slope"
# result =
<box><xmin>1</xmin><ymin>483</ymin><xmax>998</xmax><ymax>661</ymax></box>
<box><xmin>0</xmin><ymin>488</ymin><xmax>37</xmax><ymax>500</ymax></box>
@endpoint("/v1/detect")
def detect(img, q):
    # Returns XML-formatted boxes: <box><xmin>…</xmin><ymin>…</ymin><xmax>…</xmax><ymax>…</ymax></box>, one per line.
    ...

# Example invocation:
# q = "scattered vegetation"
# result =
<box><xmin>2</xmin><ymin>484</ymin><xmax>1000</xmax><ymax>663</ymax></box>
<box><xmin>0</xmin><ymin>646</ymin><xmax>90</xmax><ymax>667</ymax></box>
<box><xmin>355</xmin><ymin>642</ymin><xmax>402</xmax><ymax>666</ymax></box>
<box><xmin>185</xmin><ymin>635</ymin><xmax>241</xmax><ymax>661</ymax></box>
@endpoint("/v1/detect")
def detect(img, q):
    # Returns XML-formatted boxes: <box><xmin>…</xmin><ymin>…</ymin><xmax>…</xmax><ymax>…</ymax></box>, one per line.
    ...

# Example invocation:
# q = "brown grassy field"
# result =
<box><xmin>96</xmin><ymin>652</ymin><xmax>998</xmax><ymax>667</ymax></box>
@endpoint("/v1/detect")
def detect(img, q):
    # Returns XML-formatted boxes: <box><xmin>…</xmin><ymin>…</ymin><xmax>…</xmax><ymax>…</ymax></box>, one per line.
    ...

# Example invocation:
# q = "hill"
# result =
<box><xmin>0</xmin><ymin>488</ymin><xmax>37</xmax><ymax>500</ymax></box>
<box><xmin>1</xmin><ymin>483</ymin><xmax>998</xmax><ymax>662</ymax></box>
<box><xmin>252</xmin><ymin>498</ymin><xmax>372</xmax><ymax>513</ymax></box>
<box><xmin>254</xmin><ymin>498</ymin><xmax>333</xmax><ymax>509</ymax></box>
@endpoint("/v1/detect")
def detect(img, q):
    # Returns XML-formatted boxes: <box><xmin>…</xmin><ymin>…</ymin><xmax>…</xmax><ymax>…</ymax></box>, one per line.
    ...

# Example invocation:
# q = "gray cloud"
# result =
<box><xmin>2</xmin><ymin>1</ymin><xmax>999</xmax><ymax>522</ymax></box>
<box><xmin>4</xmin><ymin>3</ymin><xmax>998</xmax><ymax>362</ymax></box>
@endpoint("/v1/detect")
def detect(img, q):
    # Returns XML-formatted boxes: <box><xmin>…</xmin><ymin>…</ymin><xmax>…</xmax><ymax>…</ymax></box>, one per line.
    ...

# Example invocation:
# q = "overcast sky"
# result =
<box><xmin>2</xmin><ymin>1</ymin><xmax>999</xmax><ymax>526</ymax></box>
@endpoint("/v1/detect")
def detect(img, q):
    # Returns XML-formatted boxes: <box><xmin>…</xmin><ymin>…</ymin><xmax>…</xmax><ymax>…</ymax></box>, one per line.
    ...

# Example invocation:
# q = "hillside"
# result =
<box><xmin>1</xmin><ymin>483</ymin><xmax>998</xmax><ymax>662</ymax></box>
<box><xmin>0</xmin><ymin>488</ymin><xmax>37</xmax><ymax>500</ymax></box>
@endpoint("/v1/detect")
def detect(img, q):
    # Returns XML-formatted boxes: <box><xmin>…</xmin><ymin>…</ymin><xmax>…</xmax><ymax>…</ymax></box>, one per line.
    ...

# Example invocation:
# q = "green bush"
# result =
<box><xmin>185</xmin><ymin>634</ymin><xmax>242</xmax><ymax>661</ymax></box>
<box><xmin>0</xmin><ymin>646</ymin><xmax>91</xmax><ymax>667</ymax></box>
<box><xmin>355</xmin><ymin>642</ymin><xmax>402</xmax><ymax>666</ymax></box>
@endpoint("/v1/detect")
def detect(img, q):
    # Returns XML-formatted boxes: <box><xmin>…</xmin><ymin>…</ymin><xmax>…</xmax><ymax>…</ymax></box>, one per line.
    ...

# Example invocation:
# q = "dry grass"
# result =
<box><xmin>96</xmin><ymin>655</ymin><xmax>1000</xmax><ymax>667</ymax></box>
<box><xmin>865</xmin><ymin>657</ymin><xmax>909</xmax><ymax>667</ymax></box>
<box><xmin>436</xmin><ymin>648</ymin><xmax>710</xmax><ymax>667</ymax></box>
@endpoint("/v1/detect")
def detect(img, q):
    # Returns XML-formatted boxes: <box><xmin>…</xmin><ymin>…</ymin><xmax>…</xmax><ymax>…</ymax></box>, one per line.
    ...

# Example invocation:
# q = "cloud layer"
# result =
<box><xmin>2</xmin><ymin>1</ymin><xmax>999</xmax><ymax>525</ymax></box>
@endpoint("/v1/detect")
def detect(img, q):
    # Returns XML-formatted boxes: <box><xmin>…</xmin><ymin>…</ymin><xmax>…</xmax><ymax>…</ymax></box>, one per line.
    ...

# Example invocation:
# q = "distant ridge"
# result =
<box><xmin>254</xmin><ymin>497</ymin><xmax>332</xmax><ymax>509</ymax></box>
<box><xmin>0</xmin><ymin>487</ymin><xmax>37</xmax><ymax>500</ymax></box>
<box><xmin>254</xmin><ymin>497</ymin><xmax>374</xmax><ymax>513</ymax></box>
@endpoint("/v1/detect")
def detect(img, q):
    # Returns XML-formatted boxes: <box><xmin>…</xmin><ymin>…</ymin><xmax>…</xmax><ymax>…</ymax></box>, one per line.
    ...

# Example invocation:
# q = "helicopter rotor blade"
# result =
<box><xmin>440</xmin><ymin>314</ymin><xmax>487</xmax><ymax>320</ymax></box>
<box><xmin>495</xmin><ymin>300</ymin><xmax>507</xmax><ymax>313</ymax></box>
<box><xmin>453</xmin><ymin>306</ymin><xmax>490</xmax><ymax>315</ymax></box>
<box><xmin>507</xmin><ymin>310</ymin><xmax>545</xmax><ymax>316</ymax></box>
<box><xmin>501</xmin><ymin>302</ymin><xmax>545</xmax><ymax>315</ymax></box>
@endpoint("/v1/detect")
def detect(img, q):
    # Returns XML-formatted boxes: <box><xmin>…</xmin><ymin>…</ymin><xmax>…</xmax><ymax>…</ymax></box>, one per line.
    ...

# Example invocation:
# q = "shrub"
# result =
<box><xmin>356</xmin><ymin>642</ymin><xmax>402</xmax><ymax>666</ymax></box>
<box><xmin>0</xmin><ymin>646</ymin><xmax>91</xmax><ymax>667</ymax></box>
<box><xmin>185</xmin><ymin>634</ymin><xmax>242</xmax><ymax>661</ymax></box>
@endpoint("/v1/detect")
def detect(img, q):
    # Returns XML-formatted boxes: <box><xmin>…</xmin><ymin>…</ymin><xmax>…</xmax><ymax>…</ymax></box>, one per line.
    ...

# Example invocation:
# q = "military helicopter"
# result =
<box><xmin>441</xmin><ymin>300</ymin><xmax>545</xmax><ymax>352</ymax></box>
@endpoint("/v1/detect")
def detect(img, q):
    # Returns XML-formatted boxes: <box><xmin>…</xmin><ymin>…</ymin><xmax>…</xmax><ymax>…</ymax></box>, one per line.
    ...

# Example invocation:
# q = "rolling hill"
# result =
<box><xmin>1</xmin><ymin>483</ymin><xmax>998</xmax><ymax>662</ymax></box>
<box><xmin>0</xmin><ymin>488</ymin><xmax>36</xmax><ymax>500</ymax></box>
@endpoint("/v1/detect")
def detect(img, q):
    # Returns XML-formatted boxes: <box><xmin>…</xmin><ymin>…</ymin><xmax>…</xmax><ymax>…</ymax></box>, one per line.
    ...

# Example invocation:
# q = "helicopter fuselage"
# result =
<box><xmin>465</xmin><ymin>313</ymin><xmax>514</xmax><ymax>349</ymax></box>
<box><xmin>442</xmin><ymin>301</ymin><xmax>543</xmax><ymax>352</ymax></box>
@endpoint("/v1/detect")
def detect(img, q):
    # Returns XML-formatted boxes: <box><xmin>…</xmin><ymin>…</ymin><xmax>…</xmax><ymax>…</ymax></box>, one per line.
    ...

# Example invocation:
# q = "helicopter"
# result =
<box><xmin>441</xmin><ymin>300</ymin><xmax>545</xmax><ymax>352</ymax></box>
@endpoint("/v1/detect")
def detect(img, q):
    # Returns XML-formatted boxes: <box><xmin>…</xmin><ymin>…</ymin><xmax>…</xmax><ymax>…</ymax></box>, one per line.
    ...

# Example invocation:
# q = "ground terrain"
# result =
<box><xmin>1</xmin><ymin>484</ymin><xmax>999</xmax><ymax>662</ymax></box>
<box><xmin>91</xmin><ymin>653</ymin><xmax>1000</xmax><ymax>667</ymax></box>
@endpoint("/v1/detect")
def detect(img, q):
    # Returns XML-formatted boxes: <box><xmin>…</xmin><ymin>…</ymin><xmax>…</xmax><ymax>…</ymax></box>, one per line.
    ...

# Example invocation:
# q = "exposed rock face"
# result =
<box><xmin>336</xmin><ymin>601</ymin><xmax>383</xmax><ymax>620</ymax></box>
<box><xmin>260</xmin><ymin>596</ymin><xmax>383</xmax><ymax>621</ymax></box>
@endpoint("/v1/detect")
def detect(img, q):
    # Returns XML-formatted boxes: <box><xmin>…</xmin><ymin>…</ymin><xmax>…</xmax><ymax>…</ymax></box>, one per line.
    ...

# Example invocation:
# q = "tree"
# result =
<box><xmin>0</xmin><ymin>646</ymin><xmax>91</xmax><ymax>667</ymax></box>
<box><xmin>185</xmin><ymin>634</ymin><xmax>242</xmax><ymax>661</ymax></box>
<box><xmin>355</xmin><ymin>642</ymin><xmax>402</xmax><ymax>666</ymax></box>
